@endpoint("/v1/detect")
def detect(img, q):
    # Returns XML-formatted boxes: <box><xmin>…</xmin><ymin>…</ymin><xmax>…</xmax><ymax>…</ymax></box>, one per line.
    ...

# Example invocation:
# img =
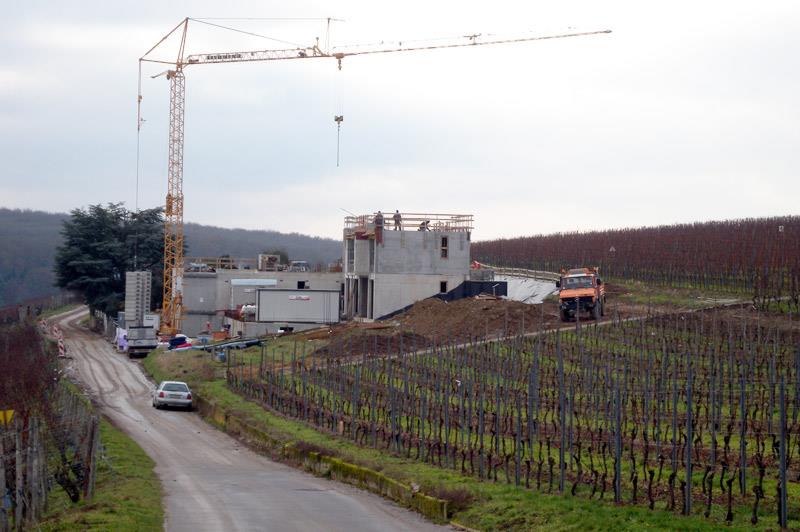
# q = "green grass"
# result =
<box><xmin>40</xmin><ymin>419</ymin><xmax>163</xmax><ymax>531</ymax></box>
<box><xmin>142</xmin><ymin>348</ymin><xmax>784</xmax><ymax>531</ymax></box>
<box><xmin>609</xmin><ymin>279</ymin><xmax>747</xmax><ymax>310</ymax></box>
<box><xmin>39</xmin><ymin>303</ymin><xmax>82</xmax><ymax>320</ymax></box>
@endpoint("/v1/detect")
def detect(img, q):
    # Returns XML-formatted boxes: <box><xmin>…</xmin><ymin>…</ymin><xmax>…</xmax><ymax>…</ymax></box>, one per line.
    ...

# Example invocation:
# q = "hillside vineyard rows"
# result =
<box><xmin>229</xmin><ymin>308</ymin><xmax>799</xmax><ymax>527</ymax></box>
<box><xmin>473</xmin><ymin>216</ymin><xmax>800</xmax><ymax>312</ymax></box>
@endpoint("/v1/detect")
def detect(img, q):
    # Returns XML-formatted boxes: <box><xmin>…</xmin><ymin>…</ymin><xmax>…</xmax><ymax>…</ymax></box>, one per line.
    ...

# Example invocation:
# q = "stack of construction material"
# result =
<box><xmin>124</xmin><ymin>271</ymin><xmax>152</xmax><ymax>325</ymax></box>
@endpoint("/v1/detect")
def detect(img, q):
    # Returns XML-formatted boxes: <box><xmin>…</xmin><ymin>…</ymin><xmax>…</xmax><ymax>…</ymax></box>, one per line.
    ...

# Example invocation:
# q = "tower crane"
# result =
<box><xmin>139</xmin><ymin>17</ymin><xmax>610</xmax><ymax>336</ymax></box>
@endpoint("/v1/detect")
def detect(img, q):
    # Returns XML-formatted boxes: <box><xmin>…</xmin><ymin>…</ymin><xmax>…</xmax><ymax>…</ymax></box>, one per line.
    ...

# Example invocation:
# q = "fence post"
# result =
<box><xmin>614</xmin><ymin>372</ymin><xmax>622</xmax><ymax>504</ymax></box>
<box><xmin>14</xmin><ymin>418</ymin><xmax>23</xmax><ymax>529</ymax></box>
<box><xmin>0</xmin><ymin>433</ymin><xmax>7</xmax><ymax>532</ymax></box>
<box><xmin>685</xmin><ymin>351</ymin><xmax>693</xmax><ymax>516</ymax></box>
<box><xmin>739</xmin><ymin>373</ymin><xmax>747</xmax><ymax>495</ymax></box>
<box><xmin>558</xmin><ymin>339</ymin><xmax>566</xmax><ymax>493</ymax></box>
<box><xmin>84</xmin><ymin>416</ymin><xmax>100</xmax><ymax>500</ymax></box>
<box><xmin>778</xmin><ymin>376</ymin><xmax>788</xmax><ymax>529</ymax></box>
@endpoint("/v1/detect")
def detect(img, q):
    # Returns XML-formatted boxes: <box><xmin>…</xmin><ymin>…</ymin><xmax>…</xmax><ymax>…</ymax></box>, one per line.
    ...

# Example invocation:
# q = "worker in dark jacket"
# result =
<box><xmin>374</xmin><ymin>211</ymin><xmax>384</xmax><ymax>244</ymax></box>
<box><xmin>393</xmin><ymin>210</ymin><xmax>402</xmax><ymax>230</ymax></box>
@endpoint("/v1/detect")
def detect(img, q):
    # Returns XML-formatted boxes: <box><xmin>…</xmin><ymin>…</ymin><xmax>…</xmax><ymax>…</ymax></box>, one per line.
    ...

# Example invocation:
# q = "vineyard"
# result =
<box><xmin>0</xmin><ymin>322</ymin><xmax>100</xmax><ymax>530</ymax></box>
<box><xmin>227</xmin><ymin>307</ymin><xmax>799</xmax><ymax>527</ymax></box>
<box><xmin>472</xmin><ymin>216</ymin><xmax>800</xmax><ymax>311</ymax></box>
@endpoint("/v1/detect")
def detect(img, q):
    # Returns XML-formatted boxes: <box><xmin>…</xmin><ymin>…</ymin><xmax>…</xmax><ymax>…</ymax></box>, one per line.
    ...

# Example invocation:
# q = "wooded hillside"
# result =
<box><xmin>0</xmin><ymin>208</ymin><xmax>342</xmax><ymax>307</ymax></box>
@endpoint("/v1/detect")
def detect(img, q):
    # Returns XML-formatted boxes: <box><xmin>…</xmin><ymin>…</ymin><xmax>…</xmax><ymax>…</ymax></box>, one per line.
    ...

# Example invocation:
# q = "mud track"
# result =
<box><xmin>56</xmin><ymin>307</ymin><xmax>443</xmax><ymax>532</ymax></box>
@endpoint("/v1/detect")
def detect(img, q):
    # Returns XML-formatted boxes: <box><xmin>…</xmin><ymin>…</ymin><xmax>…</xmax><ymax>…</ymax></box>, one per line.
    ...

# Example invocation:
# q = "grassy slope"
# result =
<box><xmin>143</xmin><ymin>350</ymin><xmax>772</xmax><ymax>531</ymax></box>
<box><xmin>40</xmin><ymin>303</ymin><xmax>81</xmax><ymax>320</ymax></box>
<box><xmin>608</xmin><ymin>278</ymin><xmax>749</xmax><ymax>309</ymax></box>
<box><xmin>40</xmin><ymin>419</ymin><xmax>163</xmax><ymax>531</ymax></box>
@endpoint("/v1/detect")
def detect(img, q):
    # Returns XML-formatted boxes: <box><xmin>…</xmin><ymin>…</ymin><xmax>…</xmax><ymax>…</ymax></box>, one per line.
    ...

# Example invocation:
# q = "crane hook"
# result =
<box><xmin>334</xmin><ymin>115</ymin><xmax>344</xmax><ymax>167</ymax></box>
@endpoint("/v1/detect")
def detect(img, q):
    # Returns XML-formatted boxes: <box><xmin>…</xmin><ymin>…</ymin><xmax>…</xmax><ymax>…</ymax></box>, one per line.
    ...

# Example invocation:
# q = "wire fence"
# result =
<box><xmin>0</xmin><ymin>292</ymin><xmax>80</xmax><ymax>326</ymax></box>
<box><xmin>0</xmin><ymin>322</ymin><xmax>99</xmax><ymax>531</ymax></box>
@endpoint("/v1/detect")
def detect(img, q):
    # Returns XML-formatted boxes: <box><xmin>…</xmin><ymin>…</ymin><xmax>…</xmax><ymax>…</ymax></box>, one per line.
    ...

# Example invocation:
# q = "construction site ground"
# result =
<box><xmin>298</xmin><ymin>277</ymin><xmax>760</xmax><ymax>359</ymax></box>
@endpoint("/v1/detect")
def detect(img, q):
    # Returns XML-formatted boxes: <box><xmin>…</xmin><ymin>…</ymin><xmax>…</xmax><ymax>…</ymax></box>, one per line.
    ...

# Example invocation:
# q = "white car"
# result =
<box><xmin>152</xmin><ymin>381</ymin><xmax>193</xmax><ymax>410</ymax></box>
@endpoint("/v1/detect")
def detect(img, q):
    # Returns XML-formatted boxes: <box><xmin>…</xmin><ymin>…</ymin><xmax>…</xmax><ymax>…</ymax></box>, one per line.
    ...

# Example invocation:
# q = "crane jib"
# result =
<box><xmin>140</xmin><ymin>18</ymin><xmax>611</xmax><ymax>335</ymax></box>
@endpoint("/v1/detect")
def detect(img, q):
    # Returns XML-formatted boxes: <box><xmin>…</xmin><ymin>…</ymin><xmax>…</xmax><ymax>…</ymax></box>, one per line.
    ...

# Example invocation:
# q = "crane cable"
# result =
<box><xmin>133</xmin><ymin>60</ymin><xmax>144</xmax><ymax>270</ymax></box>
<box><xmin>333</xmin><ymin>19</ymin><xmax>345</xmax><ymax>167</ymax></box>
<box><xmin>188</xmin><ymin>18</ymin><xmax>304</xmax><ymax>48</ymax></box>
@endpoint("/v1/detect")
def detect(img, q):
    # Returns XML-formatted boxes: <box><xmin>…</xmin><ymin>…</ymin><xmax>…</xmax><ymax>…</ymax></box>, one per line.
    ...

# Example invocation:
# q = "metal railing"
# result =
<box><xmin>184</xmin><ymin>256</ymin><xmax>258</xmax><ymax>272</ymax></box>
<box><xmin>487</xmin><ymin>265</ymin><xmax>561</xmax><ymax>281</ymax></box>
<box><xmin>344</xmin><ymin>212</ymin><xmax>473</xmax><ymax>233</ymax></box>
<box><xmin>184</xmin><ymin>257</ymin><xmax>340</xmax><ymax>273</ymax></box>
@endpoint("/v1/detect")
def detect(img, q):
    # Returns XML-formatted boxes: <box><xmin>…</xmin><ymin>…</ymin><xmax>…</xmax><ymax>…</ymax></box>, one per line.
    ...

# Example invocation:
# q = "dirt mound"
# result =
<box><xmin>396</xmin><ymin>296</ymin><xmax>558</xmax><ymax>342</ymax></box>
<box><xmin>314</xmin><ymin>330</ymin><xmax>429</xmax><ymax>358</ymax></box>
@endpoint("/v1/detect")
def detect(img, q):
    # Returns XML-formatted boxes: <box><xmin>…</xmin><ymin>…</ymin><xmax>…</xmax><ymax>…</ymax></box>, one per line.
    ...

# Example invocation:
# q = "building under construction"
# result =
<box><xmin>343</xmin><ymin>212</ymin><xmax>475</xmax><ymax>320</ymax></box>
<box><xmin>174</xmin><ymin>212</ymin><xmax>504</xmax><ymax>336</ymax></box>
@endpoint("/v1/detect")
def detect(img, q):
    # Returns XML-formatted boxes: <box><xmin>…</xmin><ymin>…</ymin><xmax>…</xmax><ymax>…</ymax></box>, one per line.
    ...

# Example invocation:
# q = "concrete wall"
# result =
<box><xmin>184</xmin><ymin>273</ymin><xmax>219</xmax><ymax>312</ymax></box>
<box><xmin>183</xmin><ymin>314</ymin><xmax>225</xmax><ymax>337</ymax></box>
<box><xmin>375</xmin><ymin>230</ymin><xmax>469</xmax><ymax>275</ymax></box>
<box><xmin>371</xmin><ymin>273</ymin><xmax>468</xmax><ymax>319</ymax></box>
<box><xmin>341</xmin><ymin>229</ymin><xmax>471</xmax><ymax>320</ymax></box>
<box><xmin>353</xmin><ymin>239</ymin><xmax>371</xmax><ymax>274</ymax></box>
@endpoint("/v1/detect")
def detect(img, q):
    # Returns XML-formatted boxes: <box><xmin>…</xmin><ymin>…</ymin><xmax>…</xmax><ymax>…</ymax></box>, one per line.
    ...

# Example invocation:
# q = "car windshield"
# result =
<box><xmin>163</xmin><ymin>383</ymin><xmax>189</xmax><ymax>392</ymax></box>
<box><xmin>564</xmin><ymin>276</ymin><xmax>593</xmax><ymax>289</ymax></box>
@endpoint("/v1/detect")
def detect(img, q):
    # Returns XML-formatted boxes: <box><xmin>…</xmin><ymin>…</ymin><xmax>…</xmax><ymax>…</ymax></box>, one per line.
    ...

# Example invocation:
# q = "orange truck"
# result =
<box><xmin>555</xmin><ymin>267</ymin><xmax>606</xmax><ymax>321</ymax></box>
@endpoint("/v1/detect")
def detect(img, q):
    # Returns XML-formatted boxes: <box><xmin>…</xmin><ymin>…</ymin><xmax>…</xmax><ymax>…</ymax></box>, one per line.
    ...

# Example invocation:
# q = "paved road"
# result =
<box><xmin>57</xmin><ymin>307</ymin><xmax>444</xmax><ymax>532</ymax></box>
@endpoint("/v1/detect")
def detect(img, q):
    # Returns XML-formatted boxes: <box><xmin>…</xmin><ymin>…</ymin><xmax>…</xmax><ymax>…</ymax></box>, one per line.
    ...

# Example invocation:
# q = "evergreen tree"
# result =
<box><xmin>54</xmin><ymin>203</ymin><xmax>165</xmax><ymax>315</ymax></box>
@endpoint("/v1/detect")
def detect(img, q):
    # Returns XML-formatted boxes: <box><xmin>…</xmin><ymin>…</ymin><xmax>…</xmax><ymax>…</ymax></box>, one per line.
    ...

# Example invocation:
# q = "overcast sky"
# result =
<box><xmin>1</xmin><ymin>1</ymin><xmax>797</xmax><ymax>240</ymax></box>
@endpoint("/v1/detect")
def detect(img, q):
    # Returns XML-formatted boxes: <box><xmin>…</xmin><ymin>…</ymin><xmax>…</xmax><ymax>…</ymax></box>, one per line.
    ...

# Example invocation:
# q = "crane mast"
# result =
<box><xmin>139</xmin><ymin>19</ymin><xmax>610</xmax><ymax>336</ymax></box>
<box><xmin>162</xmin><ymin>68</ymin><xmax>185</xmax><ymax>335</ymax></box>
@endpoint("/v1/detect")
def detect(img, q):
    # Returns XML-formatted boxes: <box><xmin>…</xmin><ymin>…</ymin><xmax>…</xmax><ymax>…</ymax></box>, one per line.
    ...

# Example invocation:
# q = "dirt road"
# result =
<box><xmin>57</xmin><ymin>307</ymin><xmax>444</xmax><ymax>532</ymax></box>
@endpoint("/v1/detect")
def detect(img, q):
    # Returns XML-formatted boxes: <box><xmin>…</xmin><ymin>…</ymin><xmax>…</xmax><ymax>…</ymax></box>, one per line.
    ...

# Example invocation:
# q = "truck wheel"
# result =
<box><xmin>560</xmin><ymin>310</ymin><xmax>569</xmax><ymax>322</ymax></box>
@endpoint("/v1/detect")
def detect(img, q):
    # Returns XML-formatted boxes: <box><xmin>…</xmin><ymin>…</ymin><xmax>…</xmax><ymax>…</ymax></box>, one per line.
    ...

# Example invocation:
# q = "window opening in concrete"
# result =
<box><xmin>369</xmin><ymin>239</ymin><xmax>375</xmax><ymax>272</ymax></box>
<box><xmin>440</xmin><ymin>281</ymin><xmax>447</xmax><ymax>293</ymax></box>
<box><xmin>346</xmin><ymin>239</ymin><xmax>354</xmax><ymax>271</ymax></box>
<box><xmin>369</xmin><ymin>279</ymin><xmax>375</xmax><ymax>319</ymax></box>
<box><xmin>441</xmin><ymin>236</ymin><xmax>449</xmax><ymax>259</ymax></box>
<box><xmin>297</xmin><ymin>281</ymin><xmax>306</xmax><ymax>289</ymax></box>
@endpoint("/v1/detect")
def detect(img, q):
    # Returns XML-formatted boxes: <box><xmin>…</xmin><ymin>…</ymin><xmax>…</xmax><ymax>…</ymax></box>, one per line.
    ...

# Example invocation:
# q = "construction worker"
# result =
<box><xmin>374</xmin><ymin>211</ymin><xmax>384</xmax><ymax>244</ymax></box>
<box><xmin>393</xmin><ymin>210</ymin><xmax>402</xmax><ymax>230</ymax></box>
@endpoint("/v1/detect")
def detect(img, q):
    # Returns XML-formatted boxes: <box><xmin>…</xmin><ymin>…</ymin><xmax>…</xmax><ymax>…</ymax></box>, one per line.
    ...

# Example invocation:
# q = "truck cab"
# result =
<box><xmin>555</xmin><ymin>267</ymin><xmax>606</xmax><ymax>321</ymax></box>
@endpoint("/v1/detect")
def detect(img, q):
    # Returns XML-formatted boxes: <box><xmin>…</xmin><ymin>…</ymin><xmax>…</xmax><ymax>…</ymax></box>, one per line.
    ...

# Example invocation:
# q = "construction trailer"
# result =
<box><xmin>180</xmin><ymin>257</ymin><xmax>343</xmax><ymax>336</ymax></box>
<box><xmin>256</xmin><ymin>289</ymin><xmax>339</xmax><ymax>324</ymax></box>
